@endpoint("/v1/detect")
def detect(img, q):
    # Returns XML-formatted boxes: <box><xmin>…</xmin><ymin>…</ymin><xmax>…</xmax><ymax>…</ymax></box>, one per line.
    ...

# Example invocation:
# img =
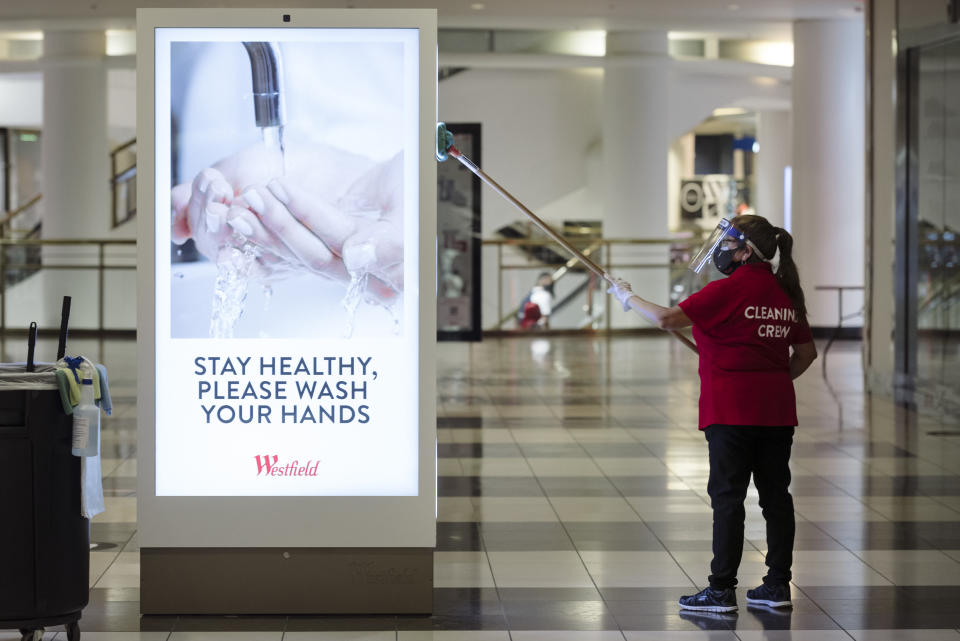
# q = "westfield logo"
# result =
<box><xmin>254</xmin><ymin>455</ymin><xmax>320</xmax><ymax>477</ymax></box>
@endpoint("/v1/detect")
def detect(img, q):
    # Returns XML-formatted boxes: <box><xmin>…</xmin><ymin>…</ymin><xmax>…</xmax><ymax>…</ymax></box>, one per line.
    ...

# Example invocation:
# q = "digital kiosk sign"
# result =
<box><xmin>137</xmin><ymin>9</ymin><xmax>436</xmax><ymax>613</ymax></box>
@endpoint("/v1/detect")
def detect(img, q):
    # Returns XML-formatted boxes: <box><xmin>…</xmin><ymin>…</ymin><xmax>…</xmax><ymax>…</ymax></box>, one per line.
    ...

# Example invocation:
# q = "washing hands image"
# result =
<box><xmin>171</xmin><ymin>142</ymin><xmax>403</xmax><ymax>299</ymax></box>
<box><xmin>167</xmin><ymin>37</ymin><xmax>412</xmax><ymax>339</ymax></box>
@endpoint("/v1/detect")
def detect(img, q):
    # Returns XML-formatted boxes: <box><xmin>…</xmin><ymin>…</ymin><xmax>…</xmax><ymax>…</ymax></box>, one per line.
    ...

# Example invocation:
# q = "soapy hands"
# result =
<box><xmin>171</xmin><ymin>141</ymin><xmax>404</xmax><ymax>297</ymax></box>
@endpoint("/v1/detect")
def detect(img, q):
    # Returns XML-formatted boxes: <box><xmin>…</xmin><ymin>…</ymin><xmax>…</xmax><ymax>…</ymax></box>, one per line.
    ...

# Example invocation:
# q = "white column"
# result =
<box><xmin>792</xmin><ymin>19</ymin><xmax>865</xmax><ymax>328</ymax></box>
<box><xmin>733</xmin><ymin>148</ymin><xmax>745</xmax><ymax>180</ymax></box>
<box><xmin>603</xmin><ymin>31</ymin><xmax>671</xmax><ymax>327</ymax></box>
<box><xmin>37</xmin><ymin>30</ymin><xmax>109</xmax><ymax>328</ymax></box>
<box><xmin>667</xmin><ymin>133</ymin><xmax>695</xmax><ymax>232</ymax></box>
<box><xmin>681</xmin><ymin>133</ymin><xmax>695</xmax><ymax>177</ymax></box>
<box><xmin>704</xmin><ymin>38</ymin><xmax>720</xmax><ymax>60</ymax></box>
<box><xmin>41</xmin><ymin>30</ymin><xmax>109</xmax><ymax>240</ymax></box>
<box><xmin>756</xmin><ymin>110</ymin><xmax>791</xmax><ymax>228</ymax></box>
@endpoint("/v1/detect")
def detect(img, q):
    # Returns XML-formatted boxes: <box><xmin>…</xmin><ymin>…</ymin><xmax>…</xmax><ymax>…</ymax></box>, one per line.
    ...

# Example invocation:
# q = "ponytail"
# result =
<box><xmin>771</xmin><ymin>227</ymin><xmax>808</xmax><ymax>321</ymax></box>
<box><xmin>731</xmin><ymin>215</ymin><xmax>809</xmax><ymax>322</ymax></box>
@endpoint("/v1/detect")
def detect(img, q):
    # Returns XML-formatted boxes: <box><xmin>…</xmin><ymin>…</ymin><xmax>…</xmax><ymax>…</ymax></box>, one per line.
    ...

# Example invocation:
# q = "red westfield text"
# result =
<box><xmin>254</xmin><ymin>455</ymin><xmax>320</xmax><ymax>477</ymax></box>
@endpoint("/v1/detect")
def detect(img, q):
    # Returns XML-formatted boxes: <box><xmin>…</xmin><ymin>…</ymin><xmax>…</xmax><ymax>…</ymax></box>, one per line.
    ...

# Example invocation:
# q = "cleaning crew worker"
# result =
<box><xmin>606</xmin><ymin>214</ymin><xmax>818</xmax><ymax>614</ymax></box>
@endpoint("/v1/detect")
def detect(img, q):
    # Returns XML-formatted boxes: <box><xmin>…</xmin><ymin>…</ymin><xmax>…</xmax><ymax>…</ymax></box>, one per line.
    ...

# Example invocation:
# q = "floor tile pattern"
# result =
<box><xmin>3</xmin><ymin>336</ymin><xmax>960</xmax><ymax>640</ymax></box>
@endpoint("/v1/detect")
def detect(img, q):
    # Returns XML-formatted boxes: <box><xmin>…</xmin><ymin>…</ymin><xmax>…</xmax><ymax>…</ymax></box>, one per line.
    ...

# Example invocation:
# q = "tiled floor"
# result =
<box><xmin>4</xmin><ymin>335</ymin><xmax>960</xmax><ymax>641</ymax></box>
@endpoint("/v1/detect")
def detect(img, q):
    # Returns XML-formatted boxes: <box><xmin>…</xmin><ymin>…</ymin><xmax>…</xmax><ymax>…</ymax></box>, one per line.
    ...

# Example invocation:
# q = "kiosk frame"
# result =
<box><xmin>136</xmin><ymin>8</ymin><xmax>437</xmax><ymax>614</ymax></box>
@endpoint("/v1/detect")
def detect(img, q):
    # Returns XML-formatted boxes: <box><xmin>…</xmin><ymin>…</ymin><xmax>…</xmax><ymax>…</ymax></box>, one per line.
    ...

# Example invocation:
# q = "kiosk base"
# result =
<box><xmin>140</xmin><ymin>547</ymin><xmax>433</xmax><ymax>614</ymax></box>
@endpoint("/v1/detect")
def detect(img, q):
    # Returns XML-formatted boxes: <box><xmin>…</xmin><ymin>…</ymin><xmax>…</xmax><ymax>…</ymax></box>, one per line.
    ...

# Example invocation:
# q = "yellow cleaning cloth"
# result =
<box><xmin>57</xmin><ymin>366</ymin><xmax>102</xmax><ymax>406</ymax></box>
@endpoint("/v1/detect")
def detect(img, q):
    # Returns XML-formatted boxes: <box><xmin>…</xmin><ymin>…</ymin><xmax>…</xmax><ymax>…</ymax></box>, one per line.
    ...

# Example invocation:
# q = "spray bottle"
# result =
<box><xmin>71</xmin><ymin>375</ymin><xmax>100</xmax><ymax>458</ymax></box>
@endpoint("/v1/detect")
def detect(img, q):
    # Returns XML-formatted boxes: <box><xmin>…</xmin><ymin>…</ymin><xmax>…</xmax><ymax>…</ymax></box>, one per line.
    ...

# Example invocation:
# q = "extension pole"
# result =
<box><xmin>445</xmin><ymin>147</ymin><xmax>698</xmax><ymax>354</ymax></box>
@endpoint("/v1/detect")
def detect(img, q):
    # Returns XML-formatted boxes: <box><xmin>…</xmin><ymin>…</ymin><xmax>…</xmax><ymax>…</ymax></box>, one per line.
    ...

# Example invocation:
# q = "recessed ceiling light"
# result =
<box><xmin>752</xmin><ymin>76</ymin><xmax>780</xmax><ymax>87</ymax></box>
<box><xmin>728</xmin><ymin>3</ymin><xmax>740</xmax><ymax>9</ymax></box>
<box><xmin>0</xmin><ymin>30</ymin><xmax>42</xmax><ymax>40</ymax></box>
<box><xmin>712</xmin><ymin>107</ymin><xmax>748</xmax><ymax>117</ymax></box>
<box><xmin>471</xmin><ymin>2</ymin><xmax>485</xmax><ymax>9</ymax></box>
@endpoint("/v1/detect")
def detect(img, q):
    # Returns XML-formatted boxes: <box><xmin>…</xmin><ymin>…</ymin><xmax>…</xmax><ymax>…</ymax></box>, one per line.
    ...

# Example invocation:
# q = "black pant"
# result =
<box><xmin>704</xmin><ymin>424</ymin><xmax>795</xmax><ymax>590</ymax></box>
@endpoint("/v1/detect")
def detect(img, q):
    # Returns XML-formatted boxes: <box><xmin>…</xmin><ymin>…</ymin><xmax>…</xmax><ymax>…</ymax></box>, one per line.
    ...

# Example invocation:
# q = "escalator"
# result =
<box><xmin>495</xmin><ymin>219</ymin><xmax>605</xmax><ymax>329</ymax></box>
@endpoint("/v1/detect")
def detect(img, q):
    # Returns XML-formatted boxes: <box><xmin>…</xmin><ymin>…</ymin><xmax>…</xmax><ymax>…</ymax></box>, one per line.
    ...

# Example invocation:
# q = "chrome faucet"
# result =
<box><xmin>242</xmin><ymin>42</ymin><xmax>285</xmax><ymax>148</ymax></box>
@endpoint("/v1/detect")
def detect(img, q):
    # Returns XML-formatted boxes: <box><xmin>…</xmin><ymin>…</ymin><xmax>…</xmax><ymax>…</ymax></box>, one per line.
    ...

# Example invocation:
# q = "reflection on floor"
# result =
<box><xmin>4</xmin><ymin>335</ymin><xmax>960</xmax><ymax>641</ymax></box>
<box><xmin>915</xmin><ymin>333</ymin><xmax>960</xmax><ymax>415</ymax></box>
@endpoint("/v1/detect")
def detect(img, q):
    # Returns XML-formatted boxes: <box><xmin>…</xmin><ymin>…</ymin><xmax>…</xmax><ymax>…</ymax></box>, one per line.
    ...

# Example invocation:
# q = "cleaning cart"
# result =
<box><xmin>0</xmin><ymin>301</ymin><xmax>88</xmax><ymax>641</ymax></box>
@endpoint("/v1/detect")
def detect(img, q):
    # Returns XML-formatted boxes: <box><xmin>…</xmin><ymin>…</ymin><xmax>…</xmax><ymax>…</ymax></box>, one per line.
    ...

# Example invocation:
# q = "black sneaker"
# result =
<box><xmin>746</xmin><ymin>582</ymin><xmax>792</xmax><ymax>608</ymax></box>
<box><xmin>678</xmin><ymin>586</ymin><xmax>738</xmax><ymax>612</ymax></box>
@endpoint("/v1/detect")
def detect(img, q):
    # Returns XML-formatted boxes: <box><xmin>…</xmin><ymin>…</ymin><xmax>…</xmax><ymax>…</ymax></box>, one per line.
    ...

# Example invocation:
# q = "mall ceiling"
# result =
<box><xmin>1</xmin><ymin>0</ymin><xmax>864</xmax><ymax>37</ymax></box>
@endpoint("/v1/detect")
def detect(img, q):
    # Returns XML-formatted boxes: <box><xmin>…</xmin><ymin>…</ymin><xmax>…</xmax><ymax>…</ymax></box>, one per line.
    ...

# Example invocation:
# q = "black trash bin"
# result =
<box><xmin>0</xmin><ymin>368</ymin><xmax>89</xmax><ymax>641</ymax></box>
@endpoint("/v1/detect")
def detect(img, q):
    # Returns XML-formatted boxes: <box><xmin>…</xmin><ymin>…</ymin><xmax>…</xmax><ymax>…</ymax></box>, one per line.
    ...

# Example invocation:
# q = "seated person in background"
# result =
<box><xmin>517</xmin><ymin>272</ymin><xmax>554</xmax><ymax>330</ymax></box>
<box><xmin>519</xmin><ymin>299</ymin><xmax>542</xmax><ymax>329</ymax></box>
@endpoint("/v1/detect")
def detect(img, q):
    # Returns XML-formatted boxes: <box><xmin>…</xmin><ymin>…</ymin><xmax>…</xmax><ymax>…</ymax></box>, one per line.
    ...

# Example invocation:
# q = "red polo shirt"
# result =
<box><xmin>677</xmin><ymin>263</ymin><xmax>813</xmax><ymax>429</ymax></box>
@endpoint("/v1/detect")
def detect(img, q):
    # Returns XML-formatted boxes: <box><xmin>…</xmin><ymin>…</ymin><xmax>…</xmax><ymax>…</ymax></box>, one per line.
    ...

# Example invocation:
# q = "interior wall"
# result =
<box><xmin>0</xmin><ymin>69</ymin><xmax>137</xmax><ymax>141</ymax></box>
<box><xmin>439</xmin><ymin>67</ymin><xmax>604</xmax><ymax>329</ymax></box>
<box><xmin>0</xmin><ymin>74</ymin><xmax>42</xmax><ymax>127</ymax></box>
<box><xmin>439</xmin><ymin>68</ymin><xmax>604</xmax><ymax>236</ymax></box>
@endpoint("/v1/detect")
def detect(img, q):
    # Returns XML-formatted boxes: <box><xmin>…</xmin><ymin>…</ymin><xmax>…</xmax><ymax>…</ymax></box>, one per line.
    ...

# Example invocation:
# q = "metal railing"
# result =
<box><xmin>484</xmin><ymin>235</ymin><xmax>706</xmax><ymax>332</ymax></box>
<box><xmin>0</xmin><ymin>238</ymin><xmax>137</xmax><ymax>333</ymax></box>
<box><xmin>110</xmin><ymin>138</ymin><xmax>137</xmax><ymax>229</ymax></box>
<box><xmin>0</xmin><ymin>137</ymin><xmax>138</xmax><ymax>239</ymax></box>
<box><xmin>0</xmin><ymin>234</ymin><xmax>704</xmax><ymax>335</ymax></box>
<box><xmin>492</xmin><ymin>238</ymin><xmax>605</xmax><ymax>328</ymax></box>
<box><xmin>0</xmin><ymin>193</ymin><xmax>42</xmax><ymax>238</ymax></box>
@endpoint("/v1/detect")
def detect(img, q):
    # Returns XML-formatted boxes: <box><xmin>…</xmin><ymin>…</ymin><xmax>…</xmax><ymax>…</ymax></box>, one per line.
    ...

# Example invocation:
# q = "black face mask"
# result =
<box><xmin>713</xmin><ymin>245</ymin><xmax>741</xmax><ymax>275</ymax></box>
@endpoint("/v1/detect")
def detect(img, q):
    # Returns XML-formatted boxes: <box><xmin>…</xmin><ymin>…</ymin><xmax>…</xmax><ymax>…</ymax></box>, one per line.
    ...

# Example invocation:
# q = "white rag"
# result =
<box><xmin>81</xmin><ymin>454</ymin><xmax>105</xmax><ymax>519</ymax></box>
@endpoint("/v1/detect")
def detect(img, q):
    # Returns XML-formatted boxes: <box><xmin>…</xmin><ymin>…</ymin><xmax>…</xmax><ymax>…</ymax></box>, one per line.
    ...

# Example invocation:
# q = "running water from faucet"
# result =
<box><xmin>208</xmin><ymin>42</ymin><xmax>286</xmax><ymax>338</ymax></box>
<box><xmin>244</xmin><ymin>41</ymin><xmax>286</xmax><ymax>171</ymax></box>
<box><xmin>258</xmin><ymin>122</ymin><xmax>285</xmax><ymax>307</ymax></box>
<box><xmin>260</xmin><ymin>125</ymin><xmax>286</xmax><ymax>174</ymax></box>
<box><xmin>341</xmin><ymin>271</ymin><xmax>369</xmax><ymax>338</ymax></box>
<box><xmin>341</xmin><ymin>235</ymin><xmax>402</xmax><ymax>337</ymax></box>
<box><xmin>209</xmin><ymin>243</ymin><xmax>259</xmax><ymax>338</ymax></box>
<box><xmin>341</xmin><ymin>270</ymin><xmax>402</xmax><ymax>338</ymax></box>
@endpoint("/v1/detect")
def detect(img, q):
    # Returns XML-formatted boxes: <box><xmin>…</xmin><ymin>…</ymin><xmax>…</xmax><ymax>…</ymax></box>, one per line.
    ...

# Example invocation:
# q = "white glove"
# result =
<box><xmin>606</xmin><ymin>275</ymin><xmax>634</xmax><ymax>311</ymax></box>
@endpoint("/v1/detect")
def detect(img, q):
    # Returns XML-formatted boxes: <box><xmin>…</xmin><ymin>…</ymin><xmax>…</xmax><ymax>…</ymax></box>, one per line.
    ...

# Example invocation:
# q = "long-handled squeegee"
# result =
<box><xmin>436</xmin><ymin>122</ymin><xmax>697</xmax><ymax>354</ymax></box>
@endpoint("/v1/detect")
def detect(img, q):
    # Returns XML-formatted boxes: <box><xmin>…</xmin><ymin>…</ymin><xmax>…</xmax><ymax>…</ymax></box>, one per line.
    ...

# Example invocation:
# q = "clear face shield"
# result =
<box><xmin>688</xmin><ymin>218</ymin><xmax>746</xmax><ymax>274</ymax></box>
